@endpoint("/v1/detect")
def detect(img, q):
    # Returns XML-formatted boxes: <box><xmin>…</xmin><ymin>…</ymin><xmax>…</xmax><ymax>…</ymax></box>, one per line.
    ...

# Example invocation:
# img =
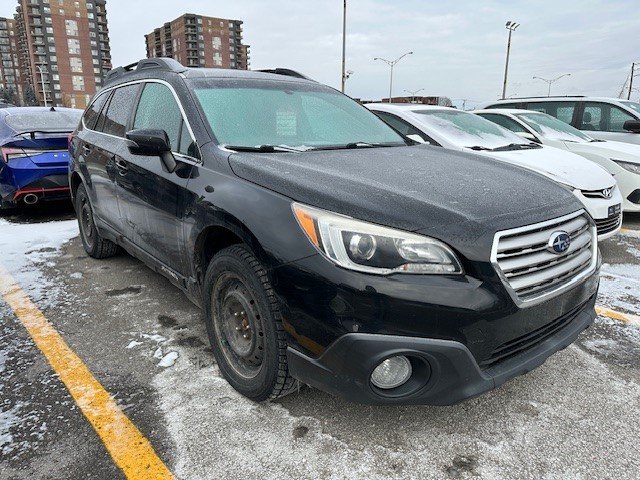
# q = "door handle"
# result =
<box><xmin>82</xmin><ymin>145</ymin><xmax>92</xmax><ymax>155</ymax></box>
<box><xmin>114</xmin><ymin>157</ymin><xmax>128</xmax><ymax>174</ymax></box>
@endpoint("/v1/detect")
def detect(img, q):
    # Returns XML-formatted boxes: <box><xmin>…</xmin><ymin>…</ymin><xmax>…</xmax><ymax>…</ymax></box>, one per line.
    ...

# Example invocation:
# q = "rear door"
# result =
<box><xmin>576</xmin><ymin>101</ymin><xmax>640</xmax><ymax>144</ymax></box>
<box><xmin>80</xmin><ymin>84</ymin><xmax>141</xmax><ymax>233</ymax></box>
<box><xmin>115</xmin><ymin>81</ymin><xmax>197</xmax><ymax>275</ymax></box>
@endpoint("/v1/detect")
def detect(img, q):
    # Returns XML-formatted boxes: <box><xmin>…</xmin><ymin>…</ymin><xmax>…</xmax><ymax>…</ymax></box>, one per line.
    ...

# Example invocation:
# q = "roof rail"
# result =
<box><xmin>496</xmin><ymin>95</ymin><xmax>586</xmax><ymax>100</ymax></box>
<box><xmin>255</xmin><ymin>68</ymin><xmax>315</xmax><ymax>81</ymax></box>
<box><xmin>104</xmin><ymin>57</ymin><xmax>188</xmax><ymax>84</ymax></box>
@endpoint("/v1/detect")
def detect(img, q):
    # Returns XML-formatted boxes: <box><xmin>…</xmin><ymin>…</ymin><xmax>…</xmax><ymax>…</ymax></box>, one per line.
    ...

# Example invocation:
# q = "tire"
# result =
<box><xmin>203</xmin><ymin>244</ymin><xmax>298</xmax><ymax>401</ymax></box>
<box><xmin>75</xmin><ymin>183</ymin><xmax>119</xmax><ymax>259</ymax></box>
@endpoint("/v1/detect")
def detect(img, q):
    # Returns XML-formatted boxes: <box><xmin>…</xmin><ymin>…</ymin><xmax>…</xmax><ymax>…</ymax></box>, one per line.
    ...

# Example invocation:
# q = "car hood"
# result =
<box><xmin>228</xmin><ymin>145</ymin><xmax>582</xmax><ymax>259</ymax></box>
<box><xmin>566</xmin><ymin>140</ymin><xmax>640</xmax><ymax>165</ymax></box>
<box><xmin>476</xmin><ymin>145</ymin><xmax>615</xmax><ymax>190</ymax></box>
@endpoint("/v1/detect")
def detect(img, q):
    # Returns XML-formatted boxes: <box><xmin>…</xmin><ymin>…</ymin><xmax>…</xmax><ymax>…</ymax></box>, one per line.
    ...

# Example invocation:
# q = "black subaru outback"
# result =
<box><xmin>69</xmin><ymin>58</ymin><xmax>599</xmax><ymax>405</ymax></box>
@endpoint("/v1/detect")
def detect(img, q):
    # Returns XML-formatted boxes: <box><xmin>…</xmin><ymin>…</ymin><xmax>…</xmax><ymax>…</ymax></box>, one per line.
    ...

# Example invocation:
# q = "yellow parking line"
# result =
<box><xmin>595</xmin><ymin>306</ymin><xmax>640</xmax><ymax>327</ymax></box>
<box><xmin>0</xmin><ymin>265</ymin><xmax>174</xmax><ymax>480</ymax></box>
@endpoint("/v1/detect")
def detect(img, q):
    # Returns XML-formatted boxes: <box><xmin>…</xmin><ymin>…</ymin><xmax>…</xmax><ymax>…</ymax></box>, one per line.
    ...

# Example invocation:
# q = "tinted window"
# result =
<box><xmin>191</xmin><ymin>79</ymin><xmax>404</xmax><ymax>148</ymax></box>
<box><xmin>478</xmin><ymin>113</ymin><xmax>528</xmax><ymax>133</ymax></box>
<box><xmin>83</xmin><ymin>93</ymin><xmax>108</xmax><ymax>129</ymax></box>
<box><xmin>581</xmin><ymin>102</ymin><xmax>636</xmax><ymax>132</ymax></box>
<box><xmin>374</xmin><ymin>111</ymin><xmax>432</xmax><ymax>143</ymax></box>
<box><xmin>5</xmin><ymin>109</ymin><xmax>82</xmax><ymax>132</ymax></box>
<box><xmin>102</xmin><ymin>84</ymin><xmax>140</xmax><ymax>137</ymax></box>
<box><xmin>526</xmin><ymin>101</ymin><xmax>577</xmax><ymax>125</ymax></box>
<box><xmin>133</xmin><ymin>82</ymin><xmax>194</xmax><ymax>155</ymax></box>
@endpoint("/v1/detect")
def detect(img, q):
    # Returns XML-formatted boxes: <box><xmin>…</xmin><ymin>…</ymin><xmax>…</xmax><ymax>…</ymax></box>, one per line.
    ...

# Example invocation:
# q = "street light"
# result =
<box><xmin>374</xmin><ymin>51</ymin><xmax>413</xmax><ymax>102</ymax></box>
<box><xmin>36</xmin><ymin>65</ymin><xmax>48</xmax><ymax>107</ymax></box>
<box><xmin>404</xmin><ymin>88</ymin><xmax>424</xmax><ymax>103</ymax></box>
<box><xmin>340</xmin><ymin>0</ymin><xmax>347</xmax><ymax>92</ymax></box>
<box><xmin>533</xmin><ymin>74</ymin><xmax>571</xmax><ymax>96</ymax></box>
<box><xmin>501</xmin><ymin>20</ymin><xmax>520</xmax><ymax>99</ymax></box>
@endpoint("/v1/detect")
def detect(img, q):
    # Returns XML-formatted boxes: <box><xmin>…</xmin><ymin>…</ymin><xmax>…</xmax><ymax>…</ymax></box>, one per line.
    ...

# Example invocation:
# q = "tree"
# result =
<box><xmin>23</xmin><ymin>85</ymin><xmax>37</xmax><ymax>106</ymax></box>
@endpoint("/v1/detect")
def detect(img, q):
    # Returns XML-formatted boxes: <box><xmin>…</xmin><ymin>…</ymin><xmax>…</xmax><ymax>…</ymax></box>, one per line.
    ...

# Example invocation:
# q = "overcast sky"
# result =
<box><xmin>4</xmin><ymin>0</ymin><xmax>639</xmax><ymax>108</ymax></box>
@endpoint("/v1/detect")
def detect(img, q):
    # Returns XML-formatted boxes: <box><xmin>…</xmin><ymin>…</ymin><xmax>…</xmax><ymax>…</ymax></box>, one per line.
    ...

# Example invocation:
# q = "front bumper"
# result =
<box><xmin>573</xmin><ymin>189</ymin><xmax>623</xmax><ymax>239</ymax></box>
<box><xmin>287</xmin><ymin>294</ymin><xmax>596</xmax><ymax>405</ymax></box>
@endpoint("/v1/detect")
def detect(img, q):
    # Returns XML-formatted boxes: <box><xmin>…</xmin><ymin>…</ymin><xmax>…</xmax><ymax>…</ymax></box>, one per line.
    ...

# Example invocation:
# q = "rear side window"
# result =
<box><xmin>83</xmin><ymin>93</ymin><xmax>108</xmax><ymax>130</ymax></box>
<box><xmin>478</xmin><ymin>113</ymin><xmax>528</xmax><ymax>133</ymax></box>
<box><xmin>581</xmin><ymin>102</ymin><xmax>637</xmax><ymax>132</ymax></box>
<box><xmin>133</xmin><ymin>82</ymin><xmax>194</xmax><ymax>156</ymax></box>
<box><xmin>526</xmin><ymin>102</ymin><xmax>577</xmax><ymax>125</ymax></box>
<box><xmin>101</xmin><ymin>84</ymin><xmax>140</xmax><ymax>137</ymax></box>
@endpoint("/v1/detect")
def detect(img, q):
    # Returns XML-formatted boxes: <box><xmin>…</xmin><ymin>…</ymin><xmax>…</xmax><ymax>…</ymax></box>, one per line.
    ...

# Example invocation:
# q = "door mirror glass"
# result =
<box><xmin>623</xmin><ymin>120</ymin><xmax>640</xmax><ymax>133</ymax></box>
<box><xmin>126</xmin><ymin>129</ymin><xmax>171</xmax><ymax>155</ymax></box>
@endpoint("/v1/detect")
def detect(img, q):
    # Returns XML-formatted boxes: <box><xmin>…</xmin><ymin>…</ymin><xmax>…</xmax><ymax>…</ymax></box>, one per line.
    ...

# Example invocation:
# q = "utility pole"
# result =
<box><xmin>629</xmin><ymin>63</ymin><xmax>636</xmax><ymax>100</ymax></box>
<box><xmin>374</xmin><ymin>52</ymin><xmax>413</xmax><ymax>102</ymax></box>
<box><xmin>501</xmin><ymin>21</ymin><xmax>520</xmax><ymax>99</ymax></box>
<box><xmin>340</xmin><ymin>0</ymin><xmax>347</xmax><ymax>93</ymax></box>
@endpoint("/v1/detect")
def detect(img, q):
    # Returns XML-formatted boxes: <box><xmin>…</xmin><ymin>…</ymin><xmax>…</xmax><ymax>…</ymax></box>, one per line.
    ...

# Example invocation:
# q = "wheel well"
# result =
<box><xmin>195</xmin><ymin>226</ymin><xmax>244</xmax><ymax>284</ymax></box>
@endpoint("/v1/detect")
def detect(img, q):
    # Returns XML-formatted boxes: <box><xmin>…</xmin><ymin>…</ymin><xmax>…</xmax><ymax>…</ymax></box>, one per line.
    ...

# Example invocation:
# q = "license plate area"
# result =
<box><xmin>608</xmin><ymin>204</ymin><xmax>621</xmax><ymax>217</ymax></box>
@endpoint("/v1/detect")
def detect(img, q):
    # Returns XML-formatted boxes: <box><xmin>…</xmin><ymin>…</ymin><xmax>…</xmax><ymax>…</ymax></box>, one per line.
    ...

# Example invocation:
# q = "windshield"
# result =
<box><xmin>620</xmin><ymin>100</ymin><xmax>640</xmax><ymax>115</ymax></box>
<box><xmin>191</xmin><ymin>79</ymin><xmax>405</xmax><ymax>149</ymax></box>
<box><xmin>411</xmin><ymin>109</ymin><xmax>528</xmax><ymax>149</ymax></box>
<box><xmin>5</xmin><ymin>109</ymin><xmax>82</xmax><ymax>132</ymax></box>
<box><xmin>516</xmin><ymin>112</ymin><xmax>592</xmax><ymax>142</ymax></box>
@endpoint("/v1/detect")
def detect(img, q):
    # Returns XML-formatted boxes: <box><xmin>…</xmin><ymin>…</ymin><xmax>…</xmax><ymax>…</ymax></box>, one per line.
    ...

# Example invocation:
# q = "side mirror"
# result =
<box><xmin>623</xmin><ymin>120</ymin><xmax>640</xmax><ymax>133</ymax></box>
<box><xmin>407</xmin><ymin>133</ymin><xmax>428</xmax><ymax>144</ymax></box>
<box><xmin>125</xmin><ymin>129</ymin><xmax>176</xmax><ymax>172</ymax></box>
<box><xmin>515</xmin><ymin>131</ymin><xmax>541</xmax><ymax>143</ymax></box>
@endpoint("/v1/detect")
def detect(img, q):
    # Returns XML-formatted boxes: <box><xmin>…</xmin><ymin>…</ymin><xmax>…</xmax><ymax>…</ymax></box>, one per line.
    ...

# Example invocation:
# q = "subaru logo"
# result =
<box><xmin>602</xmin><ymin>188</ymin><xmax>612</xmax><ymax>199</ymax></box>
<box><xmin>548</xmin><ymin>231</ymin><xmax>571</xmax><ymax>254</ymax></box>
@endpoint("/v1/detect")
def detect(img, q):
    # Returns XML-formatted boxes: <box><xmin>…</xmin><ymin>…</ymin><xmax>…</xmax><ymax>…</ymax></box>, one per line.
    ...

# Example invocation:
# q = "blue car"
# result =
<box><xmin>0</xmin><ymin>106</ymin><xmax>82</xmax><ymax>209</ymax></box>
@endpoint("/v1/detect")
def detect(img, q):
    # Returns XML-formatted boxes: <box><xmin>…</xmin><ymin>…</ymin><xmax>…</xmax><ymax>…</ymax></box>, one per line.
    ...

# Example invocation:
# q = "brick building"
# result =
<box><xmin>7</xmin><ymin>0</ymin><xmax>112</xmax><ymax>108</ymax></box>
<box><xmin>0</xmin><ymin>17</ymin><xmax>22</xmax><ymax>104</ymax></box>
<box><xmin>145</xmin><ymin>13</ymin><xmax>249</xmax><ymax>70</ymax></box>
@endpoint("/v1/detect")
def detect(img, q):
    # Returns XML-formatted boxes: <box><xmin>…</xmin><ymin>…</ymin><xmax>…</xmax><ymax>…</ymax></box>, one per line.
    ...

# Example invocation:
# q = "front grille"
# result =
<box><xmin>581</xmin><ymin>188</ymin><xmax>613</xmax><ymax>199</ymax></box>
<box><xmin>492</xmin><ymin>210</ymin><xmax>597</xmax><ymax>306</ymax></box>
<box><xmin>595</xmin><ymin>213</ymin><xmax>621</xmax><ymax>235</ymax></box>
<box><xmin>480</xmin><ymin>299</ymin><xmax>587</xmax><ymax>369</ymax></box>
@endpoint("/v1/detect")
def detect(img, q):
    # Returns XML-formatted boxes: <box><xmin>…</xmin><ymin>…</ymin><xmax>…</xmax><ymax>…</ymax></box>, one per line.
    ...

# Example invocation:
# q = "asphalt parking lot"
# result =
<box><xmin>1</xmin><ymin>205</ymin><xmax>640</xmax><ymax>479</ymax></box>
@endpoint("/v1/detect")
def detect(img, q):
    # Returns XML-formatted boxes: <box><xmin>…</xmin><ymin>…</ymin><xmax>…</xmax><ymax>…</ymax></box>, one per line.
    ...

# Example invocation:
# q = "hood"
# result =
<box><xmin>478</xmin><ymin>145</ymin><xmax>615</xmax><ymax>191</ymax></box>
<box><xmin>566</xmin><ymin>140</ymin><xmax>640</xmax><ymax>165</ymax></box>
<box><xmin>228</xmin><ymin>145</ymin><xmax>583</xmax><ymax>259</ymax></box>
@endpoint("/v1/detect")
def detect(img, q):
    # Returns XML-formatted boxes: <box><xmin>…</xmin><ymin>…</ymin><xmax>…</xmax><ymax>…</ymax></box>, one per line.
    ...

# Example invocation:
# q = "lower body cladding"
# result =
<box><xmin>273</xmin><ymin>254</ymin><xmax>599</xmax><ymax>405</ymax></box>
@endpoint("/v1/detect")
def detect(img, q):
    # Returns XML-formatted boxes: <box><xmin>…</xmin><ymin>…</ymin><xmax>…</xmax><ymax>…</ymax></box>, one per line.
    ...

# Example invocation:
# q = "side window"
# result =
<box><xmin>581</xmin><ymin>102</ymin><xmax>636</xmax><ymax>132</ymax></box>
<box><xmin>133</xmin><ymin>82</ymin><xmax>194</xmax><ymax>156</ymax></box>
<box><xmin>102</xmin><ymin>84</ymin><xmax>140</xmax><ymax>137</ymax></box>
<box><xmin>479</xmin><ymin>113</ymin><xmax>528</xmax><ymax>133</ymax></box>
<box><xmin>83</xmin><ymin>93</ymin><xmax>108</xmax><ymax>129</ymax></box>
<box><xmin>527</xmin><ymin>102</ymin><xmax>576</xmax><ymax>125</ymax></box>
<box><xmin>374</xmin><ymin>111</ymin><xmax>432</xmax><ymax>143</ymax></box>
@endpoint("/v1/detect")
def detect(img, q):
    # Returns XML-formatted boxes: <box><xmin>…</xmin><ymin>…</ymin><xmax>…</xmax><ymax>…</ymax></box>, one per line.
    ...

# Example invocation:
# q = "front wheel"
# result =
<box><xmin>75</xmin><ymin>184</ymin><xmax>119</xmax><ymax>259</ymax></box>
<box><xmin>203</xmin><ymin>245</ymin><xmax>297</xmax><ymax>401</ymax></box>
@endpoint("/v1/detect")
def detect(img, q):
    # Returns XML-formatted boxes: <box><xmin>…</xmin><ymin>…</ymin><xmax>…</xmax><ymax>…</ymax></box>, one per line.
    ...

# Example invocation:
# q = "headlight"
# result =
<box><xmin>292</xmin><ymin>203</ymin><xmax>463</xmax><ymax>275</ymax></box>
<box><xmin>612</xmin><ymin>159</ymin><xmax>640</xmax><ymax>175</ymax></box>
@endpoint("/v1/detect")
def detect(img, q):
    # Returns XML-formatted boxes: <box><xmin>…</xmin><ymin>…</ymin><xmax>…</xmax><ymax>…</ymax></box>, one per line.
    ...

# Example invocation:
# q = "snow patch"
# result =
<box><xmin>126</xmin><ymin>340</ymin><xmax>143</xmax><ymax>349</ymax></box>
<box><xmin>158</xmin><ymin>351</ymin><xmax>178</xmax><ymax>368</ymax></box>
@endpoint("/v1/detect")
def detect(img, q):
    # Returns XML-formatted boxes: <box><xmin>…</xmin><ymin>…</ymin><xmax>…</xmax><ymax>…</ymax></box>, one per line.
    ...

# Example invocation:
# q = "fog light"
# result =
<box><xmin>370</xmin><ymin>355</ymin><xmax>412</xmax><ymax>389</ymax></box>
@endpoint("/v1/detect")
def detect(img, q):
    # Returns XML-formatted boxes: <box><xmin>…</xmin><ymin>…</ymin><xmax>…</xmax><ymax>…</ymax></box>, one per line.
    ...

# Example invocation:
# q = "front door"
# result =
<box><xmin>116</xmin><ymin>81</ymin><xmax>198</xmax><ymax>275</ymax></box>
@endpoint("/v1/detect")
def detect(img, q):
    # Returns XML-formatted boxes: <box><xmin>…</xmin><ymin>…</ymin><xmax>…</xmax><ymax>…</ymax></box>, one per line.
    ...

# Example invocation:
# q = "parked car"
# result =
<box><xmin>475</xmin><ymin>108</ymin><xmax>640</xmax><ymax>213</ymax></box>
<box><xmin>0</xmin><ymin>106</ymin><xmax>82</xmax><ymax>209</ymax></box>
<box><xmin>70</xmin><ymin>58</ymin><xmax>599</xmax><ymax>405</ymax></box>
<box><xmin>367</xmin><ymin>103</ymin><xmax>622</xmax><ymax>239</ymax></box>
<box><xmin>0</xmin><ymin>102</ymin><xmax>16</xmax><ymax>108</ymax></box>
<box><xmin>482</xmin><ymin>96</ymin><xmax>640</xmax><ymax>145</ymax></box>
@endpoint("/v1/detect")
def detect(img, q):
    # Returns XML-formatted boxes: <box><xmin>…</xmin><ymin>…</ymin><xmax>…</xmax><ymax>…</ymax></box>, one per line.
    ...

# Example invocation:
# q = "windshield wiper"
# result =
<box><xmin>491</xmin><ymin>143</ymin><xmax>541</xmax><ymax>151</ymax></box>
<box><xmin>467</xmin><ymin>145</ymin><xmax>493</xmax><ymax>151</ymax></box>
<box><xmin>589</xmin><ymin>139</ymin><xmax>606</xmax><ymax>143</ymax></box>
<box><xmin>312</xmin><ymin>141</ymin><xmax>405</xmax><ymax>151</ymax></box>
<box><xmin>222</xmin><ymin>144</ymin><xmax>309</xmax><ymax>153</ymax></box>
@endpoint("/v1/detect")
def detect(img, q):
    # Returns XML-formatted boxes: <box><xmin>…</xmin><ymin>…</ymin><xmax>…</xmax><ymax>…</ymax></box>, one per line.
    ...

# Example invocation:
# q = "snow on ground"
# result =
<box><xmin>0</xmin><ymin>218</ymin><xmax>78</xmax><ymax>305</ymax></box>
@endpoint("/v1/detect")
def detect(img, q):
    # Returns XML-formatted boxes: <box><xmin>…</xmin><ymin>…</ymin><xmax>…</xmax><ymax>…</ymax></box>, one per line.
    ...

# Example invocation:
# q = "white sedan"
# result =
<box><xmin>474</xmin><ymin>108</ymin><xmax>640</xmax><ymax>213</ymax></box>
<box><xmin>366</xmin><ymin>103</ymin><xmax>623</xmax><ymax>239</ymax></box>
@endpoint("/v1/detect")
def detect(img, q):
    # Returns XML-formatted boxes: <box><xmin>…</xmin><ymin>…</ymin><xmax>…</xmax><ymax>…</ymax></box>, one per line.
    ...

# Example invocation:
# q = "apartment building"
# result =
<box><xmin>11</xmin><ymin>0</ymin><xmax>112</xmax><ymax>108</ymax></box>
<box><xmin>0</xmin><ymin>17</ymin><xmax>23</xmax><ymax>104</ymax></box>
<box><xmin>145</xmin><ymin>13</ymin><xmax>249</xmax><ymax>70</ymax></box>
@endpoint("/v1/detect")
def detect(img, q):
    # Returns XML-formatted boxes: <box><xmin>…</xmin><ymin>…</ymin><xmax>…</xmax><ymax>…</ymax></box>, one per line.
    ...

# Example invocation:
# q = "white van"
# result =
<box><xmin>483</xmin><ymin>97</ymin><xmax>640</xmax><ymax>145</ymax></box>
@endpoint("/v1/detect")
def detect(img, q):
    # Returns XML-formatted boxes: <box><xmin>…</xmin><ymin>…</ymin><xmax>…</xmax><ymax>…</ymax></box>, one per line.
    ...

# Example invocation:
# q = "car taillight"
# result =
<box><xmin>68</xmin><ymin>133</ymin><xmax>74</xmax><ymax>149</ymax></box>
